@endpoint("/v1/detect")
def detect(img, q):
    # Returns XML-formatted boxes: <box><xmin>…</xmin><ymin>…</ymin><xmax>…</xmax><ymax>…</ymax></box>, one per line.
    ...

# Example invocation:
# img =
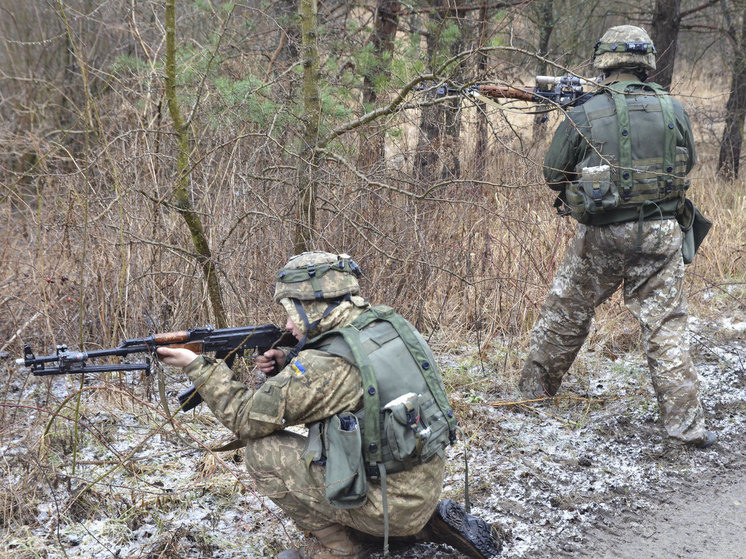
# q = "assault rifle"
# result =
<box><xmin>16</xmin><ymin>324</ymin><xmax>296</xmax><ymax>412</ymax></box>
<box><xmin>420</xmin><ymin>74</ymin><xmax>601</xmax><ymax>110</ymax></box>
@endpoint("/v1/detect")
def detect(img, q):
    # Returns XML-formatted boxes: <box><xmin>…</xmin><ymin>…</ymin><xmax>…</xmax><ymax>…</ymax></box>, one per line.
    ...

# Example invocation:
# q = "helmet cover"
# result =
<box><xmin>593</xmin><ymin>25</ymin><xmax>656</xmax><ymax>72</ymax></box>
<box><xmin>273</xmin><ymin>251</ymin><xmax>362</xmax><ymax>302</ymax></box>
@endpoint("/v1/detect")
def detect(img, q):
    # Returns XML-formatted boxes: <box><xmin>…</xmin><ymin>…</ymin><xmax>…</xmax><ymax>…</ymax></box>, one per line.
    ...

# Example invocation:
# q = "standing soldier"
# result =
<box><xmin>159</xmin><ymin>251</ymin><xmax>502</xmax><ymax>558</ymax></box>
<box><xmin>518</xmin><ymin>25</ymin><xmax>716</xmax><ymax>448</ymax></box>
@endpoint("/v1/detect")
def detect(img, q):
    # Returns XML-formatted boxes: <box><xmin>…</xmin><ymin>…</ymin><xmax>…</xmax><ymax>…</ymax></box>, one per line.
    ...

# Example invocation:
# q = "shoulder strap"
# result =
<box><xmin>308</xmin><ymin>313</ymin><xmax>383</xmax><ymax>470</ymax></box>
<box><xmin>607</xmin><ymin>81</ymin><xmax>678</xmax><ymax>198</ymax></box>
<box><xmin>656</xmin><ymin>90</ymin><xmax>678</xmax><ymax>193</ymax></box>
<box><xmin>609</xmin><ymin>85</ymin><xmax>633</xmax><ymax>197</ymax></box>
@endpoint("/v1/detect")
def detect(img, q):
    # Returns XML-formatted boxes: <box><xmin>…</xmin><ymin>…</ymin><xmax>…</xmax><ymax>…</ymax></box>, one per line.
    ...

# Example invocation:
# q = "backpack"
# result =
<box><xmin>564</xmin><ymin>81</ymin><xmax>690</xmax><ymax>225</ymax></box>
<box><xmin>306</xmin><ymin>305</ymin><xmax>458</xmax><ymax>554</ymax></box>
<box><xmin>308</xmin><ymin>305</ymin><xmax>457</xmax><ymax>480</ymax></box>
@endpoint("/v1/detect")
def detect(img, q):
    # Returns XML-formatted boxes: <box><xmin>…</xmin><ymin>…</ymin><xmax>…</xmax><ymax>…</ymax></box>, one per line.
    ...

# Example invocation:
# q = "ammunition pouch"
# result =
<box><xmin>676</xmin><ymin>198</ymin><xmax>712</xmax><ymax>264</ymax></box>
<box><xmin>323</xmin><ymin>412</ymin><xmax>368</xmax><ymax>509</ymax></box>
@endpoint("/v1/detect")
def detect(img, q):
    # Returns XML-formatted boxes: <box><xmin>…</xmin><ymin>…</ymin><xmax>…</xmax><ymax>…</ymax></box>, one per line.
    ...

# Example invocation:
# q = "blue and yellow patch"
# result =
<box><xmin>290</xmin><ymin>359</ymin><xmax>306</xmax><ymax>377</ymax></box>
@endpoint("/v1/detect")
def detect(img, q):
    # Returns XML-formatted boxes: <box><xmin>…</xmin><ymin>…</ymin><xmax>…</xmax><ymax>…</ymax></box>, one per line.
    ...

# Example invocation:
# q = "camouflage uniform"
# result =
<box><xmin>519</xmin><ymin>27</ymin><xmax>709</xmax><ymax>445</ymax></box>
<box><xmin>519</xmin><ymin>220</ymin><xmax>706</xmax><ymax>442</ymax></box>
<box><xmin>183</xmin><ymin>299</ymin><xmax>445</xmax><ymax>536</ymax></box>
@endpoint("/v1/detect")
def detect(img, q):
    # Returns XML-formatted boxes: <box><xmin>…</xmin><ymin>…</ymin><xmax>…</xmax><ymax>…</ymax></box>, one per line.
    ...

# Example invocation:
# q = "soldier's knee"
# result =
<box><xmin>243</xmin><ymin>431</ymin><xmax>307</xmax><ymax>475</ymax></box>
<box><xmin>243</xmin><ymin>437</ymin><xmax>280</xmax><ymax>474</ymax></box>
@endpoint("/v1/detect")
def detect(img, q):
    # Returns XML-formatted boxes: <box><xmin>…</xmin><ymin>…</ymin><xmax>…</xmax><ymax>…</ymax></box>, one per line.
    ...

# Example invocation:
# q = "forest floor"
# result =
<box><xmin>1</xmin><ymin>308</ymin><xmax>745</xmax><ymax>559</ymax></box>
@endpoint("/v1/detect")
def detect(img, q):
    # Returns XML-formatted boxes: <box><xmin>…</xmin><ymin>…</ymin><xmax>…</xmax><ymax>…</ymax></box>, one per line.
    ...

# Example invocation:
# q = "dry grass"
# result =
<box><xmin>1</xmin><ymin>62</ymin><xmax>743</xmax><ymax>414</ymax></box>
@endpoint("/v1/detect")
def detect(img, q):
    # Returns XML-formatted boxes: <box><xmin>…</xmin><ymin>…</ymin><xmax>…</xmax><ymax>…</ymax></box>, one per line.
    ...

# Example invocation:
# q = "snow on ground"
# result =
<box><xmin>1</xmin><ymin>311</ymin><xmax>744</xmax><ymax>558</ymax></box>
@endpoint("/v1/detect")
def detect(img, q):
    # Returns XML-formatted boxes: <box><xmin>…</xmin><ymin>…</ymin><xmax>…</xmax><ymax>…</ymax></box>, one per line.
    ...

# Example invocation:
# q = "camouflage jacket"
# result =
<box><xmin>182</xmin><ymin>304</ymin><xmax>446</xmax><ymax>535</ymax></box>
<box><xmin>184</xmin><ymin>347</ymin><xmax>365</xmax><ymax>439</ymax></box>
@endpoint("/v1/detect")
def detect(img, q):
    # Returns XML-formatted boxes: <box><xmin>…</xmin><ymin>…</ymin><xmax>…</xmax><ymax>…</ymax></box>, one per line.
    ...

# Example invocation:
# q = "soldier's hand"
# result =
<box><xmin>256</xmin><ymin>348</ymin><xmax>285</xmax><ymax>375</ymax></box>
<box><xmin>157</xmin><ymin>347</ymin><xmax>199</xmax><ymax>368</ymax></box>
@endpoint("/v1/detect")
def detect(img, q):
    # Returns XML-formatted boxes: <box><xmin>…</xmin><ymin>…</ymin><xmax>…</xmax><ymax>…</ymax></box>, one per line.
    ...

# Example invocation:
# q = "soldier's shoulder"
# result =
<box><xmin>296</xmin><ymin>346</ymin><xmax>355</xmax><ymax>369</ymax></box>
<box><xmin>561</xmin><ymin>98</ymin><xmax>597</xmax><ymax>127</ymax></box>
<box><xmin>578</xmin><ymin>90</ymin><xmax>613</xmax><ymax>109</ymax></box>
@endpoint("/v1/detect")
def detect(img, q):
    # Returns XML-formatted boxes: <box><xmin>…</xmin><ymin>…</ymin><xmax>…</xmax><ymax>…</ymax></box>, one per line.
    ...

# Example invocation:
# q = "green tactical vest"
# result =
<box><xmin>564</xmin><ymin>81</ymin><xmax>690</xmax><ymax>225</ymax></box>
<box><xmin>307</xmin><ymin>305</ymin><xmax>457</xmax><ymax>478</ymax></box>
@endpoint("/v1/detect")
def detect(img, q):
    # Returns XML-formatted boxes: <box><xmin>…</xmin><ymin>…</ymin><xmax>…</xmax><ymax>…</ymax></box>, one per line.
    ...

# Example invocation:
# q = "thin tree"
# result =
<box><xmin>474</xmin><ymin>2</ymin><xmax>490</xmax><ymax>179</ymax></box>
<box><xmin>272</xmin><ymin>0</ymin><xmax>300</xmax><ymax>67</ymax></box>
<box><xmin>413</xmin><ymin>0</ymin><xmax>467</xmax><ymax>182</ymax></box>
<box><xmin>295</xmin><ymin>0</ymin><xmax>322</xmax><ymax>252</ymax></box>
<box><xmin>440</xmin><ymin>1</ymin><xmax>467</xmax><ymax>180</ymax></box>
<box><xmin>164</xmin><ymin>0</ymin><xmax>227</xmax><ymax>327</ymax></box>
<box><xmin>649</xmin><ymin>0</ymin><xmax>681</xmax><ymax>90</ymax></box>
<box><xmin>358</xmin><ymin>1</ymin><xmax>401</xmax><ymax>169</ymax></box>
<box><xmin>529</xmin><ymin>0</ymin><xmax>555</xmax><ymax>138</ymax></box>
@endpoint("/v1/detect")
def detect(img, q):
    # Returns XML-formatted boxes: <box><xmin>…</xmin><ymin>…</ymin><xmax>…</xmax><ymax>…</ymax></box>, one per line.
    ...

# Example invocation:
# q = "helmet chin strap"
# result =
<box><xmin>282</xmin><ymin>296</ymin><xmax>350</xmax><ymax>367</ymax></box>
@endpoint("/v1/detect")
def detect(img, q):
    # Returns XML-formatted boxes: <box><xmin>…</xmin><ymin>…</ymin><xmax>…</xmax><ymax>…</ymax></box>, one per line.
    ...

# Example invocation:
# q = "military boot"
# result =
<box><xmin>692</xmin><ymin>430</ymin><xmax>717</xmax><ymax>449</ymax></box>
<box><xmin>276</xmin><ymin>524</ymin><xmax>362</xmax><ymax>559</ymax></box>
<box><xmin>427</xmin><ymin>499</ymin><xmax>502</xmax><ymax>558</ymax></box>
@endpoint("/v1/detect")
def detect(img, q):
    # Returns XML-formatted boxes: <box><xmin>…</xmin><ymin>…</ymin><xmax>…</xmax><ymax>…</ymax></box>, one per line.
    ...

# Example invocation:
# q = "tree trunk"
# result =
<box><xmin>440</xmin><ymin>2</ymin><xmax>466</xmax><ymax>180</ymax></box>
<box><xmin>164</xmin><ymin>0</ymin><xmax>227</xmax><ymax>328</ymax></box>
<box><xmin>717</xmin><ymin>57</ymin><xmax>746</xmax><ymax>179</ymax></box>
<box><xmin>532</xmin><ymin>0</ymin><xmax>554</xmax><ymax>136</ymax></box>
<box><xmin>717</xmin><ymin>2</ymin><xmax>746</xmax><ymax>179</ymax></box>
<box><xmin>413</xmin><ymin>1</ymin><xmax>444</xmax><ymax>183</ymax></box>
<box><xmin>295</xmin><ymin>0</ymin><xmax>321</xmax><ymax>252</ymax></box>
<box><xmin>273</xmin><ymin>0</ymin><xmax>300</xmax><ymax>65</ymax></box>
<box><xmin>413</xmin><ymin>0</ymin><xmax>466</xmax><ymax>182</ymax></box>
<box><xmin>649</xmin><ymin>0</ymin><xmax>681</xmax><ymax>90</ymax></box>
<box><xmin>358</xmin><ymin>1</ymin><xmax>400</xmax><ymax>170</ymax></box>
<box><xmin>474</xmin><ymin>3</ymin><xmax>489</xmax><ymax>180</ymax></box>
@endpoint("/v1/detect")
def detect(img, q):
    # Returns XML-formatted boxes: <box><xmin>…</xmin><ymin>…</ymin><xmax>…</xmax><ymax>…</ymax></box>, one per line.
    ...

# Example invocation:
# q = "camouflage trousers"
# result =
<box><xmin>243</xmin><ymin>430</ymin><xmax>444</xmax><ymax>535</ymax></box>
<box><xmin>519</xmin><ymin>219</ymin><xmax>707</xmax><ymax>443</ymax></box>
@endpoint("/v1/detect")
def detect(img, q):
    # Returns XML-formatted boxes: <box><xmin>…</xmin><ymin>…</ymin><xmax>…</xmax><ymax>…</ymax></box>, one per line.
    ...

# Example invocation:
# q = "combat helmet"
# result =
<box><xmin>593</xmin><ymin>25</ymin><xmax>656</xmax><ymax>72</ymax></box>
<box><xmin>274</xmin><ymin>251</ymin><xmax>363</xmax><ymax>359</ymax></box>
<box><xmin>274</xmin><ymin>251</ymin><xmax>362</xmax><ymax>303</ymax></box>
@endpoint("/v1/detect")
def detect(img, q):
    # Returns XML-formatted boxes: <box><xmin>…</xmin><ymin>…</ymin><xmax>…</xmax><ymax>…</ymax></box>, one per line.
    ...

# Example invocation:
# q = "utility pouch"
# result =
<box><xmin>566</xmin><ymin>165</ymin><xmax>615</xmax><ymax>222</ymax></box>
<box><xmin>323</xmin><ymin>412</ymin><xmax>368</xmax><ymax>509</ymax></box>
<box><xmin>676</xmin><ymin>199</ymin><xmax>712</xmax><ymax>264</ymax></box>
<box><xmin>302</xmin><ymin>422</ymin><xmax>325</xmax><ymax>466</ymax></box>
<box><xmin>382</xmin><ymin>392</ymin><xmax>425</xmax><ymax>462</ymax></box>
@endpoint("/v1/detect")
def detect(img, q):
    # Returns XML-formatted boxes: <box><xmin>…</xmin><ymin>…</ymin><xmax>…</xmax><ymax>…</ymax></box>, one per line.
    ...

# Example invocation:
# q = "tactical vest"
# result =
<box><xmin>304</xmin><ymin>305</ymin><xmax>458</xmax><ymax>555</ymax></box>
<box><xmin>307</xmin><ymin>305</ymin><xmax>457</xmax><ymax>478</ymax></box>
<box><xmin>565</xmin><ymin>81</ymin><xmax>690</xmax><ymax>225</ymax></box>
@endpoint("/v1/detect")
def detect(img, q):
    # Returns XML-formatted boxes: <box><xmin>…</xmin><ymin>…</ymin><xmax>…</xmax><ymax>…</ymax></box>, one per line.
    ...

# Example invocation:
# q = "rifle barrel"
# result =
<box><xmin>32</xmin><ymin>362</ymin><xmax>151</xmax><ymax>376</ymax></box>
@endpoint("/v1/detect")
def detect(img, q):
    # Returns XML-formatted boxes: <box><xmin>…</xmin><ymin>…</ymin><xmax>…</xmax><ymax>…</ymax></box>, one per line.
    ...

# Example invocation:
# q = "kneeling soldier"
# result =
<box><xmin>159</xmin><ymin>251</ymin><xmax>502</xmax><ymax>558</ymax></box>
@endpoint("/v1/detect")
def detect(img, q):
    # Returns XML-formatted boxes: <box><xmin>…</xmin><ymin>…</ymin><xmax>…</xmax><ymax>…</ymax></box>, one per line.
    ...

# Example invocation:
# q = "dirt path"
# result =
<box><xmin>557</xmin><ymin>445</ymin><xmax>746</xmax><ymax>559</ymax></box>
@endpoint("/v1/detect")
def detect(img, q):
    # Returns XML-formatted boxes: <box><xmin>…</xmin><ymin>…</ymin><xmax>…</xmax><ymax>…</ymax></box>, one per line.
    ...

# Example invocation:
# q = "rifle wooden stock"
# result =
<box><xmin>166</xmin><ymin>342</ymin><xmax>204</xmax><ymax>353</ymax></box>
<box><xmin>475</xmin><ymin>84</ymin><xmax>536</xmax><ymax>102</ymax></box>
<box><xmin>152</xmin><ymin>331</ymin><xmax>190</xmax><ymax>344</ymax></box>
